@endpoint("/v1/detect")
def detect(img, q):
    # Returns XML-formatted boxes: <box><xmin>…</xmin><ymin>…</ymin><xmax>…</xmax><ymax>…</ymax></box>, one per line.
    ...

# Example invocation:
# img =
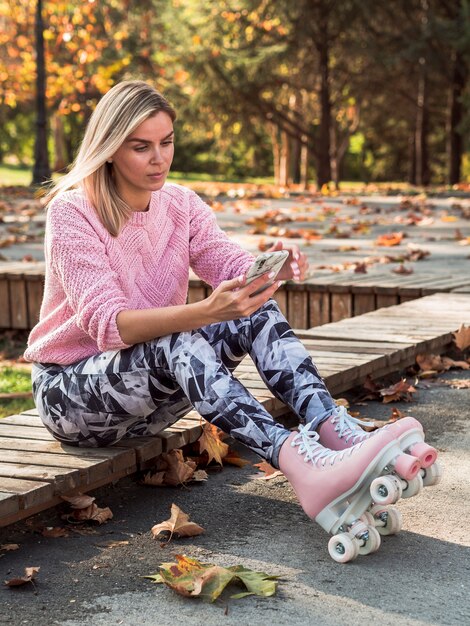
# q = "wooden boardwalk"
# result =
<box><xmin>1</xmin><ymin>292</ymin><xmax>469</xmax><ymax>528</ymax></box>
<box><xmin>2</xmin><ymin>262</ymin><xmax>470</xmax><ymax>331</ymax></box>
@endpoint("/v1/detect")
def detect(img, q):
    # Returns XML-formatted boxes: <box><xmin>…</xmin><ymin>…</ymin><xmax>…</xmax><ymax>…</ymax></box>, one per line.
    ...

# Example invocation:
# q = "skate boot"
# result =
<box><xmin>318</xmin><ymin>406</ymin><xmax>442</xmax><ymax>493</ymax></box>
<box><xmin>278</xmin><ymin>424</ymin><xmax>421</xmax><ymax>563</ymax></box>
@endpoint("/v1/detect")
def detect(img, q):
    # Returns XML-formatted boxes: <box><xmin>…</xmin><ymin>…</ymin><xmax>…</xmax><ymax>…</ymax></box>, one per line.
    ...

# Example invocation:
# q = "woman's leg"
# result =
<box><xmin>32</xmin><ymin>331</ymin><xmax>290</xmax><ymax>466</ymax></box>
<box><xmin>199</xmin><ymin>300</ymin><xmax>337</xmax><ymax>430</ymax></box>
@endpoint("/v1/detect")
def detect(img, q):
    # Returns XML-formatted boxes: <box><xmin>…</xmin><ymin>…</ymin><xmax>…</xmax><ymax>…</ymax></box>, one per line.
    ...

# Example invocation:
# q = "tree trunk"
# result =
<box><xmin>316</xmin><ymin>18</ymin><xmax>332</xmax><ymax>188</ymax></box>
<box><xmin>32</xmin><ymin>0</ymin><xmax>51</xmax><ymax>185</ymax></box>
<box><xmin>300</xmin><ymin>137</ymin><xmax>309</xmax><ymax>190</ymax></box>
<box><xmin>268</xmin><ymin>123</ymin><xmax>281</xmax><ymax>185</ymax></box>
<box><xmin>408</xmin><ymin>133</ymin><xmax>416</xmax><ymax>185</ymax></box>
<box><xmin>415</xmin><ymin>58</ymin><xmax>429</xmax><ymax>186</ymax></box>
<box><xmin>447</xmin><ymin>52</ymin><xmax>466</xmax><ymax>185</ymax></box>
<box><xmin>279</xmin><ymin>130</ymin><xmax>290</xmax><ymax>187</ymax></box>
<box><xmin>52</xmin><ymin>114</ymin><xmax>67</xmax><ymax>172</ymax></box>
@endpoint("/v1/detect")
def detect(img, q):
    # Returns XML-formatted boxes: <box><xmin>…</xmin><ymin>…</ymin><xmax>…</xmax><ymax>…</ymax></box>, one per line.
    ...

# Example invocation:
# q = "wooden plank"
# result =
<box><xmin>376</xmin><ymin>294</ymin><xmax>399</xmax><ymax>308</ymax></box>
<box><xmin>0</xmin><ymin>461</ymin><xmax>80</xmax><ymax>492</ymax></box>
<box><xmin>7</xmin><ymin>275</ymin><xmax>28</xmax><ymax>329</ymax></box>
<box><xmin>0</xmin><ymin>492</ymin><xmax>19</xmax><ymax>518</ymax></box>
<box><xmin>330</xmin><ymin>293</ymin><xmax>353</xmax><ymax>322</ymax></box>
<box><xmin>0</xmin><ymin>477</ymin><xmax>53</xmax><ymax>510</ymax></box>
<box><xmin>353</xmin><ymin>293</ymin><xmax>376</xmax><ymax>316</ymax></box>
<box><xmin>287</xmin><ymin>287</ymin><xmax>308</xmax><ymax>328</ymax></box>
<box><xmin>187</xmin><ymin>285</ymin><xmax>206</xmax><ymax>304</ymax></box>
<box><xmin>113</xmin><ymin>438</ymin><xmax>163</xmax><ymax>465</ymax></box>
<box><xmin>308</xmin><ymin>291</ymin><xmax>330</xmax><ymax>327</ymax></box>
<box><xmin>0</xmin><ymin>278</ymin><xmax>11</xmax><ymax>328</ymax></box>
<box><xmin>272</xmin><ymin>287</ymin><xmax>288</xmax><ymax>318</ymax></box>
<box><xmin>25</xmin><ymin>277</ymin><xmax>44</xmax><ymax>328</ymax></box>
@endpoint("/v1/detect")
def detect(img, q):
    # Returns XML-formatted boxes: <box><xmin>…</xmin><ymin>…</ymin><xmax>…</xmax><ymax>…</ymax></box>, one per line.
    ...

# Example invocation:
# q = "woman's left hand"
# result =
<box><xmin>267</xmin><ymin>240</ymin><xmax>309</xmax><ymax>281</ymax></box>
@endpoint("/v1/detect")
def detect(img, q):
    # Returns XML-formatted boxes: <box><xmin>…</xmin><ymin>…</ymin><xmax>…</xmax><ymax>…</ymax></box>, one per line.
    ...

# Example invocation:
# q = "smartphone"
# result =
<box><xmin>245</xmin><ymin>250</ymin><xmax>289</xmax><ymax>295</ymax></box>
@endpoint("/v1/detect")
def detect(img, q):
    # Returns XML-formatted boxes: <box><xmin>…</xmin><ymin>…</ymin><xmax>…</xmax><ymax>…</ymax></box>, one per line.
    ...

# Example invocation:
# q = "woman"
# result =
<box><xmin>25</xmin><ymin>81</ymin><xmax>435</xmax><ymax>561</ymax></box>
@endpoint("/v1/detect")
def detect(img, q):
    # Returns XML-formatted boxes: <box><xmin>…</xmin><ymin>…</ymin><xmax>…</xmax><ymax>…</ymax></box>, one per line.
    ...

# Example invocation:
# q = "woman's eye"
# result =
<box><xmin>135</xmin><ymin>145</ymin><xmax>148</xmax><ymax>152</ymax></box>
<box><xmin>162</xmin><ymin>140</ymin><xmax>174</xmax><ymax>146</ymax></box>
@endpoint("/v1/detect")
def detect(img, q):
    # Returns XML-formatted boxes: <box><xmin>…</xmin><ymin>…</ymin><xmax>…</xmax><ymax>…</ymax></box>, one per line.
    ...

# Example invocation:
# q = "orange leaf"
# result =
<box><xmin>253</xmin><ymin>461</ymin><xmax>283</xmax><ymax>480</ymax></box>
<box><xmin>198</xmin><ymin>423</ymin><xmax>229</xmax><ymax>466</ymax></box>
<box><xmin>375</xmin><ymin>232</ymin><xmax>404</xmax><ymax>247</ymax></box>
<box><xmin>223</xmin><ymin>450</ymin><xmax>251</xmax><ymax>467</ymax></box>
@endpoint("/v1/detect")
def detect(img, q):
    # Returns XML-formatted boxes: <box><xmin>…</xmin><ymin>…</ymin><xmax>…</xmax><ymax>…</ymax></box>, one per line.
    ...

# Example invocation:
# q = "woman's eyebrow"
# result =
<box><xmin>126</xmin><ymin>131</ymin><xmax>174</xmax><ymax>143</ymax></box>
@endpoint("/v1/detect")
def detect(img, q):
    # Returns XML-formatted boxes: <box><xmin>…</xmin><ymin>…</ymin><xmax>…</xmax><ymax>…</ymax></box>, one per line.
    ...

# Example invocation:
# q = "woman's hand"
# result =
<box><xmin>267</xmin><ymin>240</ymin><xmax>309</xmax><ymax>281</ymax></box>
<box><xmin>205</xmin><ymin>272</ymin><xmax>281</xmax><ymax>322</ymax></box>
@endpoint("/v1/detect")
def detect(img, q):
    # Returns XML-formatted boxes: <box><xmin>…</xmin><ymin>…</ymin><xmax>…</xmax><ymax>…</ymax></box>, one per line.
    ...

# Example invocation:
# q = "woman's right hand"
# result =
<box><xmin>204</xmin><ymin>272</ymin><xmax>282</xmax><ymax>322</ymax></box>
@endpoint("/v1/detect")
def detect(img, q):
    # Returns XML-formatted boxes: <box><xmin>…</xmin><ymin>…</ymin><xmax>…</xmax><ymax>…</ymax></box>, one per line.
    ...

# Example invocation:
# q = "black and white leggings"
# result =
<box><xmin>31</xmin><ymin>301</ymin><xmax>336</xmax><ymax>467</ymax></box>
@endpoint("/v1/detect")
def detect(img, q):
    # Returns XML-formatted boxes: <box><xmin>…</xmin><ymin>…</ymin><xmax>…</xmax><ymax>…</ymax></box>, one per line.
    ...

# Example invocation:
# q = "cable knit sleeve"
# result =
<box><xmin>48</xmin><ymin>199</ymin><xmax>131</xmax><ymax>352</ymax></box>
<box><xmin>188</xmin><ymin>191</ymin><xmax>254</xmax><ymax>287</ymax></box>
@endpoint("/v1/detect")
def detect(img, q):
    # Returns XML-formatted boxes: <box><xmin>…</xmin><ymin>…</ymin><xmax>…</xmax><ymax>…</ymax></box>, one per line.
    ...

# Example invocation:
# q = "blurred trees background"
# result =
<box><xmin>0</xmin><ymin>0</ymin><xmax>469</xmax><ymax>187</ymax></box>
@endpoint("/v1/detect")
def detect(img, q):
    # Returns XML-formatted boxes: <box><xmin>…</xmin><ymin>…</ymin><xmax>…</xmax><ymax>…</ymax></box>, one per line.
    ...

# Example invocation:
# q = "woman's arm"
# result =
<box><xmin>116</xmin><ymin>271</ymin><xmax>281</xmax><ymax>345</ymax></box>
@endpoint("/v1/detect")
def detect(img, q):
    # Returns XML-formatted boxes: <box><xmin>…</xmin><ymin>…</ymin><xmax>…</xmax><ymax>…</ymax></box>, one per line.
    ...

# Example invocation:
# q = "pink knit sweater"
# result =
<box><xmin>24</xmin><ymin>183</ymin><xmax>254</xmax><ymax>365</ymax></box>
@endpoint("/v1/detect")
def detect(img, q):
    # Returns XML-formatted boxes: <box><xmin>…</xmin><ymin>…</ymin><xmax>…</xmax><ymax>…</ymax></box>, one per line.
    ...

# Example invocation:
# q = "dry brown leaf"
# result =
<box><xmin>62</xmin><ymin>502</ymin><xmax>113</xmax><ymax>525</ymax></box>
<box><xmin>380</xmin><ymin>379</ymin><xmax>416</xmax><ymax>403</ymax></box>
<box><xmin>162</xmin><ymin>450</ymin><xmax>197</xmax><ymax>486</ymax></box>
<box><xmin>191</xmin><ymin>470</ymin><xmax>209</xmax><ymax>482</ymax></box>
<box><xmin>253</xmin><ymin>461</ymin><xmax>284</xmax><ymax>480</ymax></box>
<box><xmin>453</xmin><ymin>325</ymin><xmax>470</xmax><ymax>351</ymax></box>
<box><xmin>223</xmin><ymin>450</ymin><xmax>251</xmax><ymax>467</ymax></box>
<box><xmin>198</xmin><ymin>423</ymin><xmax>229</xmax><ymax>466</ymax></box>
<box><xmin>151</xmin><ymin>503</ymin><xmax>204</xmax><ymax>542</ymax></box>
<box><xmin>41</xmin><ymin>527</ymin><xmax>69</xmax><ymax>538</ymax></box>
<box><xmin>0</xmin><ymin>543</ymin><xmax>20</xmax><ymax>551</ymax></box>
<box><xmin>5</xmin><ymin>566</ymin><xmax>40</xmax><ymax>587</ymax></box>
<box><xmin>61</xmin><ymin>494</ymin><xmax>95</xmax><ymax>509</ymax></box>
<box><xmin>142</xmin><ymin>471</ymin><xmax>166</xmax><ymax>486</ymax></box>
<box><xmin>444</xmin><ymin>379</ymin><xmax>470</xmax><ymax>389</ymax></box>
<box><xmin>390</xmin><ymin>407</ymin><xmax>406</xmax><ymax>420</ymax></box>
<box><xmin>375</xmin><ymin>232</ymin><xmax>404</xmax><ymax>247</ymax></box>
<box><xmin>392</xmin><ymin>264</ymin><xmax>413</xmax><ymax>275</ymax></box>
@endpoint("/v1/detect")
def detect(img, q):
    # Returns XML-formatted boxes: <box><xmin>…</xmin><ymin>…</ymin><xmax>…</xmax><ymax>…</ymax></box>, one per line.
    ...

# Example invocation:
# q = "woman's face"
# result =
<box><xmin>111</xmin><ymin>112</ymin><xmax>174</xmax><ymax>208</ymax></box>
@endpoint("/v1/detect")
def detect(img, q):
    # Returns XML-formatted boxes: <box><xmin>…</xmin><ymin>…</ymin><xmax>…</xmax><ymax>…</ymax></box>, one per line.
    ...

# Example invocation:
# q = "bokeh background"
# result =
<box><xmin>0</xmin><ymin>0</ymin><xmax>469</xmax><ymax>188</ymax></box>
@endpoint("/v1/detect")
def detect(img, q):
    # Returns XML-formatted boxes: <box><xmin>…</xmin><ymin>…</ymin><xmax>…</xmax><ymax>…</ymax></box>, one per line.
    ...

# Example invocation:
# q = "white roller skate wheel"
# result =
<box><xmin>360</xmin><ymin>511</ymin><xmax>376</xmax><ymax>526</ymax></box>
<box><xmin>422</xmin><ymin>461</ymin><xmax>443</xmax><ymax>487</ymax></box>
<box><xmin>358</xmin><ymin>526</ymin><xmax>381</xmax><ymax>555</ymax></box>
<box><xmin>401</xmin><ymin>473</ymin><xmax>423</xmax><ymax>499</ymax></box>
<box><xmin>370</xmin><ymin>505</ymin><xmax>403</xmax><ymax>536</ymax></box>
<box><xmin>370</xmin><ymin>475</ymin><xmax>403</xmax><ymax>505</ymax></box>
<box><xmin>328</xmin><ymin>532</ymin><xmax>359</xmax><ymax>564</ymax></box>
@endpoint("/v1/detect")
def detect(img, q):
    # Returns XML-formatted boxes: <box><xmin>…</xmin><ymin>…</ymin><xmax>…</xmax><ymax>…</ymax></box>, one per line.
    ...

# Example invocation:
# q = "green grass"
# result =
<box><xmin>0</xmin><ymin>365</ymin><xmax>32</xmax><ymax>394</ymax></box>
<box><xmin>0</xmin><ymin>164</ymin><xmax>33</xmax><ymax>186</ymax></box>
<box><xmin>0</xmin><ymin>365</ymin><xmax>33</xmax><ymax>418</ymax></box>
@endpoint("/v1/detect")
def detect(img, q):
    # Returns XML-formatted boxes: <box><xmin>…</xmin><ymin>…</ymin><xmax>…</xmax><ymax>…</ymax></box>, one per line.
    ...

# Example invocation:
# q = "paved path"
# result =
<box><xmin>1</xmin><ymin>190</ymin><xmax>469</xmax><ymax>282</ymax></box>
<box><xmin>1</xmin><ymin>369</ymin><xmax>469</xmax><ymax>626</ymax></box>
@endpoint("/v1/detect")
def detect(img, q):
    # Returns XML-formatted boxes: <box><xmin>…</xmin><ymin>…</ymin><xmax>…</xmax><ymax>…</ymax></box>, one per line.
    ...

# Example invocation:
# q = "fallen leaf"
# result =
<box><xmin>390</xmin><ymin>407</ymin><xmax>406</xmax><ymax>420</ymax></box>
<box><xmin>191</xmin><ymin>469</ymin><xmax>209</xmax><ymax>482</ymax></box>
<box><xmin>62</xmin><ymin>499</ymin><xmax>113</xmax><ymax>525</ymax></box>
<box><xmin>144</xmin><ymin>555</ymin><xmax>278</xmax><ymax>602</ymax></box>
<box><xmin>0</xmin><ymin>543</ymin><xmax>20</xmax><ymax>551</ymax></box>
<box><xmin>453</xmin><ymin>325</ymin><xmax>470</xmax><ymax>351</ymax></box>
<box><xmin>151</xmin><ymin>503</ymin><xmax>204</xmax><ymax>542</ymax></box>
<box><xmin>61</xmin><ymin>494</ymin><xmax>95</xmax><ymax>509</ymax></box>
<box><xmin>5</xmin><ymin>567</ymin><xmax>40</xmax><ymax>587</ymax></box>
<box><xmin>444</xmin><ymin>379</ymin><xmax>470</xmax><ymax>389</ymax></box>
<box><xmin>253</xmin><ymin>461</ymin><xmax>283</xmax><ymax>480</ymax></box>
<box><xmin>198</xmin><ymin>423</ymin><xmax>229</xmax><ymax>466</ymax></box>
<box><xmin>375</xmin><ymin>232</ymin><xmax>404</xmax><ymax>247</ymax></box>
<box><xmin>417</xmin><ymin>353</ymin><xmax>469</xmax><ymax>373</ymax></box>
<box><xmin>142</xmin><ymin>471</ymin><xmax>166</xmax><ymax>486</ymax></box>
<box><xmin>380</xmin><ymin>379</ymin><xmax>416</xmax><ymax>403</ymax></box>
<box><xmin>392</xmin><ymin>264</ymin><xmax>413</xmax><ymax>275</ymax></box>
<box><xmin>41</xmin><ymin>527</ymin><xmax>69</xmax><ymax>538</ymax></box>
<box><xmin>222</xmin><ymin>451</ymin><xmax>251</xmax><ymax>467</ymax></box>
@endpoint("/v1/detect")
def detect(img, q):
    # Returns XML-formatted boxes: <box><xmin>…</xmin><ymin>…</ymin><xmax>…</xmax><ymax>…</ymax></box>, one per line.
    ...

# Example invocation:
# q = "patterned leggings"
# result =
<box><xmin>31</xmin><ymin>301</ymin><xmax>336</xmax><ymax>467</ymax></box>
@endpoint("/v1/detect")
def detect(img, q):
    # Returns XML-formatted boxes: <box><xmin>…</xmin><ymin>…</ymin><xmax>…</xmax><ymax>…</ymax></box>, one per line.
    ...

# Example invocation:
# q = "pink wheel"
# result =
<box><xmin>328</xmin><ymin>532</ymin><xmax>359</xmax><ymax>563</ymax></box>
<box><xmin>409</xmin><ymin>442</ymin><xmax>438</xmax><ymax>468</ymax></box>
<box><xmin>394</xmin><ymin>452</ymin><xmax>421</xmax><ymax>481</ymax></box>
<box><xmin>422</xmin><ymin>461</ymin><xmax>443</xmax><ymax>487</ymax></box>
<box><xmin>370</xmin><ymin>475</ymin><xmax>403</xmax><ymax>504</ymax></box>
<box><xmin>360</xmin><ymin>511</ymin><xmax>375</xmax><ymax>526</ymax></box>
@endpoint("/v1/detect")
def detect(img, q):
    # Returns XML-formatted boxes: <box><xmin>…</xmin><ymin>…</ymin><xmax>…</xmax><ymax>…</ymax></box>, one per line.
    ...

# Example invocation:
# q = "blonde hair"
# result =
<box><xmin>46</xmin><ymin>80</ymin><xmax>176</xmax><ymax>236</ymax></box>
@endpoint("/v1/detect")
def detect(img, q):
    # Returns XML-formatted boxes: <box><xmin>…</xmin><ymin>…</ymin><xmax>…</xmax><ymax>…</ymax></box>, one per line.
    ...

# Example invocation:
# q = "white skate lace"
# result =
<box><xmin>331</xmin><ymin>405</ymin><xmax>376</xmax><ymax>444</ymax></box>
<box><xmin>292</xmin><ymin>424</ymin><xmax>362</xmax><ymax>467</ymax></box>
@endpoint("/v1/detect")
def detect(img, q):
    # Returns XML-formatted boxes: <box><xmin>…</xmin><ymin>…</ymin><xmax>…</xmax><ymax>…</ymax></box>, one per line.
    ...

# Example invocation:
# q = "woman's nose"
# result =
<box><xmin>150</xmin><ymin>148</ymin><xmax>164</xmax><ymax>164</ymax></box>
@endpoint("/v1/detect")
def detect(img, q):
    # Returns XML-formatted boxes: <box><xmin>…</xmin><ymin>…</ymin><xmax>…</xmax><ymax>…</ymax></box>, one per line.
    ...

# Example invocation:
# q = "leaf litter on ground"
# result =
<box><xmin>61</xmin><ymin>494</ymin><xmax>113</xmax><ymax>525</ymax></box>
<box><xmin>144</xmin><ymin>554</ymin><xmax>279</xmax><ymax>602</ymax></box>
<box><xmin>5</xmin><ymin>566</ymin><xmax>40</xmax><ymax>588</ymax></box>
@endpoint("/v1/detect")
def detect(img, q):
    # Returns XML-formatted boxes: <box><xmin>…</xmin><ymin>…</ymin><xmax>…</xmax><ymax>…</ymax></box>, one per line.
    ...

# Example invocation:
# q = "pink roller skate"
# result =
<box><xmin>318</xmin><ymin>406</ymin><xmax>442</xmax><ymax>496</ymax></box>
<box><xmin>278</xmin><ymin>424</ymin><xmax>421</xmax><ymax>563</ymax></box>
